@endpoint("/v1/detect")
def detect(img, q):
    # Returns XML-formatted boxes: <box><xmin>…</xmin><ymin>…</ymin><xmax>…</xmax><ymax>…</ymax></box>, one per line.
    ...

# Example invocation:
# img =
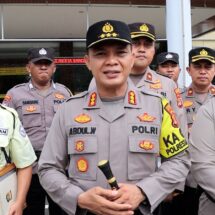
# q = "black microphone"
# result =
<box><xmin>98</xmin><ymin>160</ymin><xmax>119</xmax><ymax>190</ymax></box>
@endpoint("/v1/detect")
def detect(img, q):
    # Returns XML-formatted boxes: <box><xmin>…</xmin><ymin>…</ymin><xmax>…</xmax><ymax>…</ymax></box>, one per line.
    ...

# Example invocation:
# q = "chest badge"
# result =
<box><xmin>183</xmin><ymin>100</ymin><xmax>193</xmax><ymax>108</ymax></box>
<box><xmin>54</xmin><ymin>93</ymin><xmax>65</xmax><ymax>100</ymax></box>
<box><xmin>139</xmin><ymin>140</ymin><xmax>154</xmax><ymax>150</ymax></box>
<box><xmin>75</xmin><ymin>140</ymin><xmax>85</xmax><ymax>152</ymax></box>
<box><xmin>77</xmin><ymin>158</ymin><xmax>88</xmax><ymax>172</ymax></box>
<box><xmin>137</xmin><ymin>113</ymin><xmax>156</xmax><ymax>122</ymax></box>
<box><xmin>26</xmin><ymin>105</ymin><xmax>36</xmax><ymax>112</ymax></box>
<box><xmin>150</xmin><ymin>82</ymin><xmax>162</xmax><ymax>89</ymax></box>
<box><xmin>74</xmin><ymin>113</ymin><xmax>91</xmax><ymax>123</ymax></box>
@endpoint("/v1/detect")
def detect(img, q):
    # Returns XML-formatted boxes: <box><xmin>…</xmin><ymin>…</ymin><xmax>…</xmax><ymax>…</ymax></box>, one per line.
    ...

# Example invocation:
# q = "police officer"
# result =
<box><xmin>181</xmin><ymin>47</ymin><xmax>215</xmax><ymax>133</ymax></box>
<box><xmin>0</xmin><ymin>104</ymin><xmax>36</xmax><ymax>215</ymax></box>
<box><xmin>3</xmin><ymin>48</ymin><xmax>72</xmax><ymax>215</ymax></box>
<box><xmin>128</xmin><ymin>22</ymin><xmax>188</xmax><ymax>142</ymax></box>
<box><xmin>190</xmin><ymin>96</ymin><xmax>215</xmax><ymax>215</ymax></box>
<box><xmin>156</xmin><ymin>52</ymin><xmax>181</xmax><ymax>83</ymax></box>
<box><xmin>38</xmin><ymin>20</ymin><xmax>190</xmax><ymax>215</ymax></box>
<box><xmin>179</xmin><ymin>47</ymin><xmax>215</xmax><ymax>215</ymax></box>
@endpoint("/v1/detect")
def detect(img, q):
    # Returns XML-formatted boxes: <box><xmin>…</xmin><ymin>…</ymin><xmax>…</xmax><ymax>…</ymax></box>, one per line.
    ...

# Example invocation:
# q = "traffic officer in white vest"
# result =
<box><xmin>0</xmin><ymin>104</ymin><xmax>36</xmax><ymax>215</ymax></box>
<box><xmin>3</xmin><ymin>48</ymin><xmax>71</xmax><ymax>215</ymax></box>
<box><xmin>38</xmin><ymin>19</ymin><xmax>190</xmax><ymax>215</ymax></box>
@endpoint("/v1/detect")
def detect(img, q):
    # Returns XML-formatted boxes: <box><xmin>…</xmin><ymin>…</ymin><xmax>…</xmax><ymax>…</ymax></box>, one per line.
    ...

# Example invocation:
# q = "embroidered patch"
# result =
<box><xmin>26</xmin><ymin>105</ymin><xmax>36</xmax><ymax>112</ymax></box>
<box><xmin>139</xmin><ymin>140</ymin><xmax>154</xmax><ymax>150</ymax></box>
<box><xmin>74</xmin><ymin>114</ymin><xmax>91</xmax><ymax>123</ymax></box>
<box><xmin>75</xmin><ymin>140</ymin><xmax>85</xmax><ymax>152</ymax></box>
<box><xmin>77</xmin><ymin>158</ymin><xmax>88</xmax><ymax>172</ymax></box>
<box><xmin>54</xmin><ymin>93</ymin><xmax>65</xmax><ymax>99</ymax></box>
<box><xmin>137</xmin><ymin>113</ymin><xmax>156</xmax><ymax>122</ymax></box>
<box><xmin>88</xmin><ymin>92</ymin><xmax>97</xmax><ymax>107</ymax></box>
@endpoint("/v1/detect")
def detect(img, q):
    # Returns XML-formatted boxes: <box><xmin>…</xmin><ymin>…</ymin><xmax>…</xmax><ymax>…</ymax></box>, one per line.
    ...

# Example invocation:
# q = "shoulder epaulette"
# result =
<box><xmin>140</xmin><ymin>88</ymin><xmax>162</xmax><ymax>99</ymax></box>
<box><xmin>55</xmin><ymin>83</ymin><xmax>72</xmax><ymax>96</ymax></box>
<box><xmin>156</xmin><ymin>72</ymin><xmax>170</xmax><ymax>79</ymax></box>
<box><xmin>13</xmin><ymin>83</ymin><xmax>26</xmax><ymax>88</ymax></box>
<box><xmin>66</xmin><ymin>91</ymin><xmax>88</xmax><ymax>102</ymax></box>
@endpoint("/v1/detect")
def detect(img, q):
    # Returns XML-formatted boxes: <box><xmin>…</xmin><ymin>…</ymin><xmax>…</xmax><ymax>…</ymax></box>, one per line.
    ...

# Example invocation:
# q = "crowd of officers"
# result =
<box><xmin>0</xmin><ymin>19</ymin><xmax>214</xmax><ymax>215</ymax></box>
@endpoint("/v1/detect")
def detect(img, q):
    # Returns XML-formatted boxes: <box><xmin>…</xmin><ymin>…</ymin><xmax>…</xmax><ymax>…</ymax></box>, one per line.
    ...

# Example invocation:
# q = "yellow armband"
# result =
<box><xmin>160</xmin><ymin>98</ymin><xmax>188</xmax><ymax>158</ymax></box>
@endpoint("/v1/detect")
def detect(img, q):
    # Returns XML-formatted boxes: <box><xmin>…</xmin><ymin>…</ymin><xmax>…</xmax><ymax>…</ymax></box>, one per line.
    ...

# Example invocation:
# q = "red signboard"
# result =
<box><xmin>54</xmin><ymin>57</ymin><xmax>85</xmax><ymax>65</ymax></box>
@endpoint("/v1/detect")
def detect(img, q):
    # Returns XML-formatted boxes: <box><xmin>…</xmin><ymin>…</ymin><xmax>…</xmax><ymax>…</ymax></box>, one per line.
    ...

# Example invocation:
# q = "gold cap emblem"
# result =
<box><xmin>102</xmin><ymin>23</ymin><xmax>114</xmax><ymax>33</ymax></box>
<box><xmin>140</xmin><ymin>24</ymin><xmax>149</xmax><ymax>32</ymax></box>
<box><xmin>200</xmin><ymin>49</ymin><xmax>208</xmax><ymax>56</ymax></box>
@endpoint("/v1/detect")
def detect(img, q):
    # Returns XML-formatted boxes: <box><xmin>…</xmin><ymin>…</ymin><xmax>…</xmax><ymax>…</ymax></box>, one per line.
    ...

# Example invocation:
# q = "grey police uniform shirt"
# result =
<box><xmin>2</xmin><ymin>81</ymin><xmax>71</xmax><ymax>173</ymax></box>
<box><xmin>38</xmin><ymin>83</ymin><xmax>190</xmax><ymax>215</ymax></box>
<box><xmin>190</xmin><ymin>97</ymin><xmax>215</xmax><ymax>215</ymax></box>
<box><xmin>181</xmin><ymin>84</ymin><xmax>215</xmax><ymax>132</ymax></box>
<box><xmin>129</xmin><ymin>67</ymin><xmax>188</xmax><ymax>141</ymax></box>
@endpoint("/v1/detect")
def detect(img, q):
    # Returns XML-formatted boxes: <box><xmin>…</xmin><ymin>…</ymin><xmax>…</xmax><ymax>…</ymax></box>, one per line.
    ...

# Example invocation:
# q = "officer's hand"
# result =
<box><xmin>77</xmin><ymin>186</ymin><xmax>134</xmax><ymax>215</ymax></box>
<box><xmin>113</xmin><ymin>183</ymin><xmax>145</xmax><ymax>210</ymax></box>
<box><xmin>8</xmin><ymin>201</ymin><xmax>24</xmax><ymax>215</ymax></box>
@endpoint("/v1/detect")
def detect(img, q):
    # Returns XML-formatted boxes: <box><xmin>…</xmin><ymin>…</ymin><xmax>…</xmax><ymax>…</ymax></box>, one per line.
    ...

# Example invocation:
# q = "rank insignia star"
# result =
<box><xmin>128</xmin><ymin>91</ymin><xmax>136</xmax><ymax>105</ymax></box>
<box><xmin>88</xmin><ymin>92</ymin><xmax>97</xmax><ymax>107</ymax></box>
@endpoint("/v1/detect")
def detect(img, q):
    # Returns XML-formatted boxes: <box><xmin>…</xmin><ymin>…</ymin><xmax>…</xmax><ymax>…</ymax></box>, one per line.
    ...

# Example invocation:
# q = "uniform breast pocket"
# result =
<box><xmin>68</xmin><ymin>136</ymin><xmax>98</xmax><ymax>181</ymax></box>
<box><xmin>128</xmin><ymin>136</ymin><xmax>159</xmax><ymax>180</ymax></box>
<box><xmin>22</xmin><ymin>105</ymin><xmax>42</xmax><ymax>128</ymax></box>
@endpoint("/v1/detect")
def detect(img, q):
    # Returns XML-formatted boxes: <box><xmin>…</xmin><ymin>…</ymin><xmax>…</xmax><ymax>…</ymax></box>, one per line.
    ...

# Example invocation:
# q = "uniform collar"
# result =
<box><xmin>186</xmin><ymin>84</ymin><xmax>215</xmax><ymax>97</ymax></box>
<box><xmin>84</xmin><ymin>82</ymin><xmax>141</xmax><ymax>109</ymax></box>
<box><xmin>28</xmin><ymin>80</ymin><xmax>56</xmax><ymax>90</ymax></box>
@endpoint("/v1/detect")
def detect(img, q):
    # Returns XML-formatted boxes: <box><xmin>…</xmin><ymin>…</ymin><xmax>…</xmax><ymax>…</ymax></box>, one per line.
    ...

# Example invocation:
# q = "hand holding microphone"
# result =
<box><xmin>98</xmin><ymin>160</ymin><xmax>119</xmax><ymax>190</ymax></box>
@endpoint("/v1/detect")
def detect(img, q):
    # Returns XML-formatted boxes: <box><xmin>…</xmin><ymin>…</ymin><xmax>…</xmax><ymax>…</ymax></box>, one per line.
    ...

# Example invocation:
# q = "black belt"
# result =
<box><xmin>197</xmin><ymin>185</ymin><xmax>215</xmax><ymax>203</ymax></box>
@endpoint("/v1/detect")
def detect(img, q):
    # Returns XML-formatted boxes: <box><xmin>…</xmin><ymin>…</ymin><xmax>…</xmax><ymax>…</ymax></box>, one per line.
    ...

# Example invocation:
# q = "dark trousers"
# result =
<box><xmin>155</xmin><ymin>186</ymin><xmax>200</xmax><ymax>215</ymax></box>
<box><xmin>23</xmin><ymin>174</ymin><xmax>67</xmax><ymax>215</ymax></box>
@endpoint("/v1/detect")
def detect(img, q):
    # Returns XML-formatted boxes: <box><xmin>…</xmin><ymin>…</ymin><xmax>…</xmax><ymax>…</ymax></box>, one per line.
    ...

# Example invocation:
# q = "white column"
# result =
<box><xmin>0</xmin><ymin>5</ymin><xmax>4</xmax><ymax>40</ymax></box>
<box><xmin>166</xmin><ymin>0</ymin><xmax>192</xmax><ymax>88</ymax></box>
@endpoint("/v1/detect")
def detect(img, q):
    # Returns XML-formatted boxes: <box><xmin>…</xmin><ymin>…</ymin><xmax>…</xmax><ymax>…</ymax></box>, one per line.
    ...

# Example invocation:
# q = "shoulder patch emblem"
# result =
<box><xmin>164</xmin><ymin>103</ymin><xmax>179</xmax><ymax>128</ymax></box>
<box><xmin>137</xmin><ymin>113</ymin><xmax>156</xmax><ymax>122</ymax></box>
<box><xmin>77</xmin><ymin>158</ymin><xmax>88</xmax><ymax>172</ymax></box>
<box><xmin>3</xmin><ymin>95</ymin><xmax>11</xmax><ymax>103</ymax></box>
<box><xmin>74</xmin><ymin>114</ymin><xmax>91</xmax><ymax>123</ymax></box>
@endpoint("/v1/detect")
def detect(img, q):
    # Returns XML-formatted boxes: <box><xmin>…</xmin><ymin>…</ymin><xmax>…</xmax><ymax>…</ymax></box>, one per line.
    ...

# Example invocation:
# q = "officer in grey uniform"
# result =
<box><xmin>128</xmin><ymin>22</ymin><xmax>188</xmax><ymax>142</ymax></box>
<box><xmin>190</xmin><ymin>95</ymin><xmax>215</xmax><ymax>215</ymax></box>
<box><xmin>179</xmin><ymin>47</ymin><xmax>215</xmax><ymax>215</ymax></box>
<box><xmin>181</xmin><ymin>47</ymin><xmax>215</xmax><ymax>134</ymax></box>
<box><xmin>0</xmin><ymin>104</ymin><xmax>36</xmax><ymax>215</ymax></box>
<box><xmin>38</xmin><ymin>20</ymin><xmax>190</xmax><ymax>215</ymax></box>
<box><xmin>156</xmin><ymin>52</ymin><xmax>181</xmax><ymax>84</ymax></box>
<box><xmin>3</xmin><ymin>48</ymin><xmax>71</xmax><ymax>215</ymax></box>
